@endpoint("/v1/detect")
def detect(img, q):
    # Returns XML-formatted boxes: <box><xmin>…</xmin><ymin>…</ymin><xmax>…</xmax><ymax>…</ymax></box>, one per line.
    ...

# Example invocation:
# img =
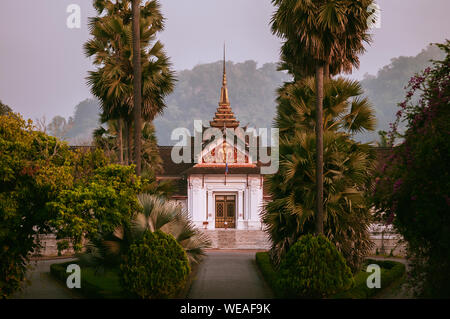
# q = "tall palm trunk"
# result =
<box><xmin>315</xmin><ymin>65</ymin><xmax>324</xmax><ymax>235</ymax></box>
<box><xmin>118</xmin><ymin>118</ymin><xmax>124</xmax><ymax>164</ymax></box>
<box><xmin>128</xmin><ymin>119</ymin><xmax>133</xmax><ymax>165</ymax></box>
<box><xmin>132</xmin><ymin>0</ymin><xmax>142</xmax><ymax>176</ymax></box>
<box><xmin>324</xmin><ymin>62</ymin><xmax>330</xmax><ymax>79</ymax></box>
<box><xmin>124</xmin><ymin>120</ymin><xmax>129</xmax><ymax>165</ymax></box>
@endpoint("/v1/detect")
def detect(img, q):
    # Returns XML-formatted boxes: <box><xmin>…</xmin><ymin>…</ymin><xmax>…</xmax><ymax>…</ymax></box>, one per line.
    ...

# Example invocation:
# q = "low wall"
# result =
<box><xmin>33</xmin><ymin>227</ymin><xmax>406</xmax><ymax>256</ymax></box>
<box><xmin>32</xmin><ymin>234</ymin><xmax>75</xmax><ymax>257</ymax></box>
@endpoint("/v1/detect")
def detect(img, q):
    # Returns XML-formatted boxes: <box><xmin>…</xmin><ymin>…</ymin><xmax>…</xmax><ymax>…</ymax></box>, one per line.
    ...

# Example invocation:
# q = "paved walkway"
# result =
<box><xmin>12</xmin><ymin>258</ymin><xmax>81</xmax><ymax>299</ymax></box>
<box><xmin>187</xmin><ymin>250</ymin><xmax>273</xmax><ymax>299</ymax></box>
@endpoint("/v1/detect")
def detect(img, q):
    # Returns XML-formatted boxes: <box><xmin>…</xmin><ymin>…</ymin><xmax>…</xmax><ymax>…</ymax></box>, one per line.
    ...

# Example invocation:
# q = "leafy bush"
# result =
<box><xmin>48</xmin><ymin>164</ymin><xmax>141</xmax><ymax>251</ymax></box>
<box><xmin>372</xmin><ymin>41</ymin><xmax>450</xmax><ymax>298</ymax></box>
<box><xmin>119</xmin><ymin>230</ymin><xmax>190</xmax><ymax>299</ymax></box>
<box><xmin>276</xmin><ymin>234</ymin><xmax>354</xmax><ymax>298</ymax></box>
<box><xmin>56</xmin><ymin>240</ymin><xmax>70</xmax><ymax>256</ymax></box>
<box><xmin>256</xmin><ymin>252</ymin><xmax>406</xmax><ymax>299</ymax></box>
<box><xmin>79</xmin><ymin>194</ymin><xmax>211</xmax><ymax>273</ymax></box>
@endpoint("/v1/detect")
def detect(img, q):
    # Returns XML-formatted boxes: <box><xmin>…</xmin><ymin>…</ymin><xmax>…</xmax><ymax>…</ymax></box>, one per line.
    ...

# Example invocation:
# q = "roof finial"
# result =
<box><xmin>222</xmin><ymin>43</ymin><xmax>227</xmax><ymax>87</ymax></box>
<box><xmin>210</xmin><ymin>44</ymin><xmax>239</xmax><ymax>128</ymax></box>
<box><xmin>219</xmin><ymin>43</ymin><xmax>229</xmax><ymax>105</ymax></box>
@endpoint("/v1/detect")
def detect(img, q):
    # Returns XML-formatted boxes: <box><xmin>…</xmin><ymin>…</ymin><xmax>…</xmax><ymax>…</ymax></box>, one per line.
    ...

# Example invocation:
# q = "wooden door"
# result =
<box><xmin>215</xmin><ymin>195</ymin><xmax>236</xmax><ymax>228</ymax></box>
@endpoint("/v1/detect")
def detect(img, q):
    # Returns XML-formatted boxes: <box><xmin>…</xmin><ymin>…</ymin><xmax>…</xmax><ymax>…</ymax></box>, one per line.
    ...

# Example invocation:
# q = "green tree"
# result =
<box><xmin>372</xmin><ymin>41</ymin><xmax>450</xmax><ymax>297</ymax></box>
<box><xmin>271</xmin><ymin>0</ymin><xmax>374</xmax><ymax>234</ymax></box>
<box><xmin>48</xmin><ymin>164</ymin><xmax>141</xmax><ymax>251</ymax></box>
<box><xmin>132</xmin><ymin>0</ymin><xmax>142</xmax><ymax>176</ymax></box>
<box><xmin>0</xmin><ymin>114</ymin><xmax>73</xmax><ymax>297</ymax></box>
<box><xmin>263</xmin><ymin>77</ymin><xmax>376</xmax><ymax>270</ymax></box>
<box><xmin>94</xmin><ymin>120</ymin><xmax>164</xmax><ymax>175</ymax></box>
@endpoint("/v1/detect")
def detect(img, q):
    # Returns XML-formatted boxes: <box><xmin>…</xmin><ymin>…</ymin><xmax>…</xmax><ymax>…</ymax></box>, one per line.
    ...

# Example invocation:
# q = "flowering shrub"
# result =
<box><xmin>372</xmin><ymin>41</ymin><xmax>450</xmax><ymax>297</ymax></box>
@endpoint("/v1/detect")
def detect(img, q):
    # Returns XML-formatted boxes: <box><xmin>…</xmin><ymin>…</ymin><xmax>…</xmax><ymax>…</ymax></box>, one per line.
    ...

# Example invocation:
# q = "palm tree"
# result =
<box><xmin>263</xmin><ymin>76</ymin><xmax>376</xmax><ymax>270</ymax></box>
<box><xmin>94</xmin><ymin>119</ymin><xmax>164</xmax><ymax>175</ymax></box>
<box><xmin>85</xmin><ymin>0</ymin><xmax>174</xmax><ymax>169</ymax></box>
<box><xmin>80</xmin><ymin>194</ymin><xmax>211</xmax><ymax>269</ymax></box>
<box><xmin>271</xmin><ymin>0</ymin><xmax>374</xmax><ymax>234</ymax></box>
<box><xmin>132</xmin><ymin>0</ymin><xmax>142</xmax><ymax>176</ymax></box>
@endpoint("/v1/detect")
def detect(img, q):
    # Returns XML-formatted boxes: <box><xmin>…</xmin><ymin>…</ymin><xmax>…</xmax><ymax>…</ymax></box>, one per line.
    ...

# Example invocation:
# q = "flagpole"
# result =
<box><xmin>224</xmin><ymin>122</ymin><xmax>227</xmax><ymax>186</ymax></box>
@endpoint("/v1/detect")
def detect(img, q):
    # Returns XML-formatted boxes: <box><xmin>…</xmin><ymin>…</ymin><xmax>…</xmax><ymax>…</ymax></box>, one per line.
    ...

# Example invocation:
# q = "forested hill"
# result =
<box><xmin>156</xmin><ymin>44</ymin><xmax>444</xmax><ymax>145</ymax></box>
<box><xmin>154</xmin><ymin>61</ymin><xmax>292</xmax><ymax>145</ymax></box>
<box><xmin>43</xmin><ymin>44</ymin><xmax>445</xmax><ymax>145</ymax></box>
<box><xmin>358</xmin><ymin>44</ymin><xmax>445</xmax><ymax>142</ymax></box>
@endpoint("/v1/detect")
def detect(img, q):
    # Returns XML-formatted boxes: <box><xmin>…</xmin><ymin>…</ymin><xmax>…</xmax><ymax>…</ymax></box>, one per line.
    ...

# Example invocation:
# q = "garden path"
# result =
<box><xmin>12</xmin><ymin>258</ymin><xmax>81</xmax><ymax>299</ymax></box>
<box><xmin>187</xmin><ymin>250</ymin><xmax>273</xmax><ymax>299</ymax></box>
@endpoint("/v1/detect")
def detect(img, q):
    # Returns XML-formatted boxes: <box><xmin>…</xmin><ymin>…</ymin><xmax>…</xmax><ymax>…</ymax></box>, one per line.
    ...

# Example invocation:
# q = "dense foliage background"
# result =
<box><xmin>373</xmin><ymin>41</ymin><xmax>450</xmax><ymax>298</ymax></box>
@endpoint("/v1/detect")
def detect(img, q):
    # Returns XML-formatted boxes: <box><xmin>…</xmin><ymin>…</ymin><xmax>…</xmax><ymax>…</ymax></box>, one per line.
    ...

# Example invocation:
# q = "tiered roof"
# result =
<box><xmin>210</xmin><ymin>47</ymin><xmax>240</xmax><ymax>129</ymax></box>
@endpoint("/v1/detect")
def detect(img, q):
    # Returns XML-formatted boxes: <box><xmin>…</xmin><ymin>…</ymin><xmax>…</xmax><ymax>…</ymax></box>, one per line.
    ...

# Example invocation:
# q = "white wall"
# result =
<box><xmin>187</xmin><ymin>174</ymin><xmax>264</xmax><ymax>230</ymax></box>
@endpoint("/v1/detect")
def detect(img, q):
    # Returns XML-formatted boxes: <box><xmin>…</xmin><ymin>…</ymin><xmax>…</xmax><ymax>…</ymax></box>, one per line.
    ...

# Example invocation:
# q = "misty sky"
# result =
<box><xmin>1</xmin><ymin>0</ymin><xmax>449</xmax><ymax>122</ymax></box>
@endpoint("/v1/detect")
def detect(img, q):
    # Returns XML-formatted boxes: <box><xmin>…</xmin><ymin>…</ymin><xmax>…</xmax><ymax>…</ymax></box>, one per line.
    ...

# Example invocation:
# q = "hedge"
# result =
<box><xmin>255</xmin><ymin>252</ymin><xmax>406</xmax><ymax>299</ymax></box>
<box><xmin>332</xmin><ymin>259</ymin><xmax>406</xmax><ymax>299</ymax></box>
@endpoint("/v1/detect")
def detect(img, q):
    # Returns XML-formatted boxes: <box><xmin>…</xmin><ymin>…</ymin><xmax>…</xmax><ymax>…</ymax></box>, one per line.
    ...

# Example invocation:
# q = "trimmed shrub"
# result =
<box><xmin>119</xmin><ymin>230</ymin><xmax>190</xmax><ymax>299</ymax></box>
<box><xmin>332</xmin><ymin>259</ymin><xmax>406</xmax><ymax>298</ymax></box>
<box><xmin>276</xmin><ymin>234</ymin><xmax>354</xmax><ymax>298</ymax></box>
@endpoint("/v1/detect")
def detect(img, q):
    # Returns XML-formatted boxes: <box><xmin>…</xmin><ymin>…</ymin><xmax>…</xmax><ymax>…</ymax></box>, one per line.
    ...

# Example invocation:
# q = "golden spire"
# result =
<box><xmin>219</xmin><ymin>44</ymin><xmax>229</xmax><ymax>105</ymax></box>
<box><xmin>210</xmin><ymin>44</ymin><xmax>239</xmax><ymax>128</ymax></box>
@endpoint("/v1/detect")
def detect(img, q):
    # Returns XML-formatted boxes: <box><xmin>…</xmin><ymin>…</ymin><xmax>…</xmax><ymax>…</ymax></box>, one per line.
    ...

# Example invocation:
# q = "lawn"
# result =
<box><xmin>255</xmin><ymin>252</ymin><xmax>406</xmax><ymax>299</ymax></box>
<box><xmin>50</xmin><ymin>260</ymin><xmax>197</xmax><ymax>299</ymax></box>
<box><xmin>50</xmin><ymin>261</ymin><xmax>126</xmax><ymax>298</ymax></box>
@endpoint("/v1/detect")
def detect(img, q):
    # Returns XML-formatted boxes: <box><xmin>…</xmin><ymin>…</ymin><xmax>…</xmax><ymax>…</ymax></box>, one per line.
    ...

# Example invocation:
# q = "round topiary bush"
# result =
<box><xmin>119</xmin><ymin>230</ymin><xmax>190</xmax><ymax>299</ymax></box>
<box><xmin>276</xmin><ymin>234</ymin><xmax>354</xmax><ymax>298</ymax></box>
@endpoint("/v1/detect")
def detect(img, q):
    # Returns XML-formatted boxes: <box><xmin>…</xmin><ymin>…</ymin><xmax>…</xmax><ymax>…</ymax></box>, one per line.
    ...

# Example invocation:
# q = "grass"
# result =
<box><xmin>50</xmin><ymin>259</ymin><xmax>198</xmax><ymax>299</ymax></box>
<box><xmin>255</xmin><ymin>252</ymin><xmax>406</xmax><ymax>299</ymax></box>
<box><xmin>50</xmin><ymin>261</ymin><xmax>126</xmax><ymax>298</ymax></box>
<box><xmin>255</xmin><ymin>252</ymin><xmax>283</xmax><ymax>298</ymax></box>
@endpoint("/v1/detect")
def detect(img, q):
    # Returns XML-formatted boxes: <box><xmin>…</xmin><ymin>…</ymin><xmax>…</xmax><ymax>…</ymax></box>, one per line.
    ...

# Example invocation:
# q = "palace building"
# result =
<box><xmin>156</xmin><ymin>54</ymin><xmax>271</xmax><ymax>249</ymax></box>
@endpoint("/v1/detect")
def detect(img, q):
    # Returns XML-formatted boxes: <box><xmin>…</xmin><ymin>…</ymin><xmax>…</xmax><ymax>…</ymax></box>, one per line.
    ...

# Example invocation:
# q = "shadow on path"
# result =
<box><xmin>188</xmin><ymin>251</ymin><xmax>273</xmax><ymax>299</ymax></box>
<box><xmin>12</xmin><ymin>258</ymin><xmax>81</xmax><ymax>299</ymax></box>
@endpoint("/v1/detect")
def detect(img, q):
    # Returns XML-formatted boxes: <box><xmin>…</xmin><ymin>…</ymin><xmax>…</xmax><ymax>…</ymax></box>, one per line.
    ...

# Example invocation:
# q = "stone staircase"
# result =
<box><xmin>202</xmin><ymin>229</ymin><xmax>271</xmax><ymax>250</ymax></box>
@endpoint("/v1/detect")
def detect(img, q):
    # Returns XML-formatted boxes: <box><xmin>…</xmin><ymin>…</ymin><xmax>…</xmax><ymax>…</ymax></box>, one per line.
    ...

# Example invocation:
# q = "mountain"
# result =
<box><xmin>47</xmin><ymin>98</ymin><xmax>101</xmax><ymax>145</ymax></box>
<box><xmin>46</xmin><ymin>44</ymin><xmax>445</xmax><ymax>146</ymax></box>
<box><xmin>154</xmin><ymin>60</ymin><xmax>292</xmax><ymax>145</ymax></box>
<box><xmin>358</xmin><ymin>44</ymin><xmax>445</xmax><ymax>142</ymax></box>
